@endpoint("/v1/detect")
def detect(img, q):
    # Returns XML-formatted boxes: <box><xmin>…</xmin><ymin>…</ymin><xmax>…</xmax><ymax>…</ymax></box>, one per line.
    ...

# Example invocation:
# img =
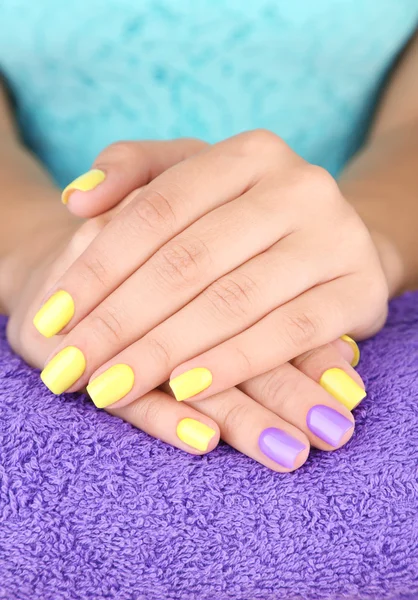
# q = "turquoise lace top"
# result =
<box><xmin>0</xmin><ymin>1</ymin><xmax>417</xmax><ymax>185</ymax></box>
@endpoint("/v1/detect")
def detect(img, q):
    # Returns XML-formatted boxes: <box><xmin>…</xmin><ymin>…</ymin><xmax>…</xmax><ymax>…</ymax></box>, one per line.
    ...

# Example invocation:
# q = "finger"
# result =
<box><xmin>333</xmin><ymin>335</ymin><xmax>361</xmax><ymax>367</ymax></box>
<box><xmin>62</xmin><ymin>138</ymin><xmax>208</xmax><ymax>217</ymax></box>
<box><xmin>52</xmin><ymin>276</ymin><xmax>372</xmax><ymax>410</ymax></box>
<box><xmin>349</xmin><ymin>303</ymin><xmax>388</xmax><ymax>340</ymax></box>
<box><xmin>239</xmin><ymin>359</ymin><xmax>355</xmax><ymax>452</ymax></box>
<box><xmin>33</xmin><ymin>130</ymin><xmax>298</xmax><ymax>338</ymax></box>
<box><xmin>41</xmin><ymin>185</ymin><xmax>321</xmax><ymax>397</ymax></box>
<box><xmin>189</xmin><ymin>386</ymin><xmax>310</xmax><ymax>472</ymax></box>
<box><xmin>66</xmin><ymin>223</ymin><xmax>344</xmax><ymax>404</ymax></box>
<box><xmin>113</xmin><ymin>385</ymin><xmax>309</xmax><ymax>472</ymax></box>
<box><xmin>291</xmin><ymin>341</ymin><xmax>365</xmax><ymax>400</ymax></box>
<box><xmin>9</xmin><ymin>215</ymin><xmax>110</xmax><ymax>368</ymax></box>
<box><xmin>291</xmin><ymin>341</ymin><xmax>366</xmax><ymax>412</ymax></box>
<box><xmin>168</xmin><ymin>275</ymin><xmax>382</xmax><ymax>404</ymax></box>
<box><xmin>108</xmin><ymin>388</ymin><xmax>220</xmax><ymax>455</ymax></box>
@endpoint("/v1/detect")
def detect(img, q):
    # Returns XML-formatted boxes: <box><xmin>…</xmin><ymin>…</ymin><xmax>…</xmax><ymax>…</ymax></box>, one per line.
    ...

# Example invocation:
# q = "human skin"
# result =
<box><xmin>0</xmin><ymin>34</ymin><xmax>417</xmax><ymax>472</ymax></box>
<box><xmin>0</xmin><ymin>132</ymin><xmax>361</xmax><ymax>472</ymax></box>
<box><xmin>34</xmin><ymin>132</ymin><xmax>386</xmax><ymax>411</ymax></box>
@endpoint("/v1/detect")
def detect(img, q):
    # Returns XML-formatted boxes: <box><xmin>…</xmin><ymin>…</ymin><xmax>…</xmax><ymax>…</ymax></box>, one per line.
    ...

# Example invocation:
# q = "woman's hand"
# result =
<box><xmin>32</xmin><ymin>131</ymin><xmax>387</xmax><ymax>411</ymax></box>
<box><xmin>5</xmin><ymin>184</ymin><xmax>363</xmax><ymax>473</ymax></box>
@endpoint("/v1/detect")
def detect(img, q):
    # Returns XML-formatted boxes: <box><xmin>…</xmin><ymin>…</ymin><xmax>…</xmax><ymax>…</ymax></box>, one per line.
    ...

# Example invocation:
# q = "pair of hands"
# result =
<box><xmin>7</xmin><ymin>131</ymin><xmax>389</xmax><ymax>472</ymax></box>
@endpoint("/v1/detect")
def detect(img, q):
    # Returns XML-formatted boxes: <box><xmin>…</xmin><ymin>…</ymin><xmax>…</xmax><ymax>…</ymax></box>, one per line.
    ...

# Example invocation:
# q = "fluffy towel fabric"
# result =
<box><xmin>0</xmin><ymin>293</ymin><xmax>417</xmax><ymax>600</ymax></box>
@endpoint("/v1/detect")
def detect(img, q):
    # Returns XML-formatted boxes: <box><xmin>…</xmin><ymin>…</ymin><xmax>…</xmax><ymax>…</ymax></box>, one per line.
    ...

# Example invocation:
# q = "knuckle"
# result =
<box><xmin>284</xmin><ymin>164</ymin><xmax>343</xmax><ymax>221</ymax></box>
<box><xmin>259</xmin><ymin>367</ymin><xmax>295</xmax><ymax>407</ymax></box>
<box><xmin>89</xmin><ymin>307</ymin><xmax>124</xmax><ymax>345</ymax></box>
<box><xmin>138</xmin><ymin>396</ymin><xmax>164</xmax><ymax>430</ymax></box>
<box><xmin>70</xmin><ymin>219</ymin><xmax>105</xmax><ymax>255</ymax></box>
<box><xmin>153</xmin><ymin>237</ymin><xmax>209</xmax><ymax>288</ymax></box>
<box><xmin>362</xmin><ymin>274</ymin><xmax>389</xmax><ymax>318</ymax></box>
<box><xmin>100</xmin><ymin>140</ymin><xmax>138</xmax><ymax>164</ymax></box>
<box><xmin>180</xmin><ymin>137</ymin><xmax>209</xmax><ymax>153</ymax></box>
<box><xmin>130</xmin><ymin>188</ymin><xmax>176</xmax><ymax>234</ymax></box>
<box><xmin>340</xmin><ymin>218</ymin><xmax>371</xmax><ymax>257</ymax></box>
<box><xmin>80</xmin><ymin>253</ymin><xmax>111</xmax><ymax>289</ymax></box>
<box><xmin>282</xmin><ymin>309</ymin><xmax>320</xmax><ymax>350</ymax></box>
<box><xmin>240</xmin><ymin>128</ymin><xmax>285</xmax><ymax>156</ymax></box>
<box><xmin>302</xmin><ymin>164</ymin><xmax>340</xmax><ymax>201</ymax></box>
<box><xmin>220</xmin><ymin>402</ymin><xmax>252</xmax><ymax>437</ymax></box>
<box><xmin>204</xmin><ymin>274</ymin><xmax>258</xmax><ymax>320</ymax></box>
<box><xmin>146</xmin><ymin>336</ymin><xmax>172</xmax><ymax>370</ymax></box>
<box><xmin>234</xmin><ymin>347</ymin><xmax>252</xmax><ymax>376</ymax></box>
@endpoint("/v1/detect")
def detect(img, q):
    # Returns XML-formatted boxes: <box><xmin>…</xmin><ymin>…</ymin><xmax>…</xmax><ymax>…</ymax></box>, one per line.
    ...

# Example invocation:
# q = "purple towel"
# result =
<box><xmin>0</xmin><ymin>293</ymin><xmax>417</xmax><ymax>600</ymax></box>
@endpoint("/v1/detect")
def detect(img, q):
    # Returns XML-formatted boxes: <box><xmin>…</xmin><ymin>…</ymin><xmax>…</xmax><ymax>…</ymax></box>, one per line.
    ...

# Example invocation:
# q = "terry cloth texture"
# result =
<box><xmin>0</xmin><ymin>292</ymin><xmax>417</xmax><ymax>600</ymax></box>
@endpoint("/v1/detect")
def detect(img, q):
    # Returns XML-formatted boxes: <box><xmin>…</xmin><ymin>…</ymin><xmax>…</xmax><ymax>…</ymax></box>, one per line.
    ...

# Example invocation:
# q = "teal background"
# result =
<box><xmin>0</xmin><ymin>0</ymin><xmax>417</xmax><ymax>185</ymax></box>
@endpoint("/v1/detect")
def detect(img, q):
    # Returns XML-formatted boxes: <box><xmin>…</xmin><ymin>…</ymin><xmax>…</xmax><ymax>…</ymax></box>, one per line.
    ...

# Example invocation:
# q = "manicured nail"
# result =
<box><xmin>87</xmin><ymin>364</ymin><xmax>135</xmax><ymax>409</ymax></box>
<box><xmin>340</xmin><ymin>335</ymin><xmax>360</xmax><ymax>367</ymax></box>
<box><xmin>320</xmin><ymin>368</ymin><xmax>366</xmax><ymax>411</ymax></box>
<box><xmin>33</xmin><ymin>290</ymin><xmax>75</xmax><ymax>338</ymax></box>
<box><xmin>258</xmin><ymin>428</ymin><xmax>306</xmax><ymax>469</ymax></box>
<box><xmin>176</xmin><ymin>418</ymin><xmax>216</xmax><ymax>451</ymax></box>
<box><xmin>169</xmin><ymin>367</ymin><xmax>213</xmax><ymax>401</ymax></box>
<box><xmin>61</xmin><ymin>169</ymin><xmax>106</xmax><ymax>204</ymax></box>
<box><xmin>41</xmin><ymin>346</ymin><xmax>86</xmax><ymax>395</ymax></box>
<box><xmin>307</xmin><ymin>405</ymin><xmax>353</xmax><ymax>447</ymax></box>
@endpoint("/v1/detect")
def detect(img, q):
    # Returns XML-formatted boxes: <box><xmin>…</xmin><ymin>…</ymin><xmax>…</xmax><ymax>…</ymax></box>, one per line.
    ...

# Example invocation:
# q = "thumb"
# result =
<box><xmin>61</xmin><ymin>138</ymin><xmax>208</xmax><ymax>218</ymax></box>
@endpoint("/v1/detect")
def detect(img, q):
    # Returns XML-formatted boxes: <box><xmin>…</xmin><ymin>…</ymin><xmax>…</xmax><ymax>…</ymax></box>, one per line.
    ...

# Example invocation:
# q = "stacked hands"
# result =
<box><xmin>8</xmin><ymin>131</ymin><xmax>389</xmax><ymax>472</ymax></box>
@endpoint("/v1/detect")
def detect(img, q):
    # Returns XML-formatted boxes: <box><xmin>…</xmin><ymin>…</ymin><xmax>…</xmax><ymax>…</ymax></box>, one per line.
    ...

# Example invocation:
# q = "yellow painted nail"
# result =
<box><xmin>340</xmin><ymin>334</ymin><xmax>360</xmax><ymax>367</ymax></box>
<box><xmin>169</xmin><ymin>367</ymin><xmax>213</xmax><ymax>402</ymax></box>
<box><xmin>61</xmin><ymin>169</ymin><xmax>106</xmax><ymax>204</ymax></box>
<box><xmin>320</xmin><ymin>368</ymin><xmax>366</xmax><ymax>411</ymax></box>
<box><xmin>177</xmin><ymin>418</ymin><xmax>216</xmax><ymax>451</ymax></box>
<box><xmin>87</xmin><ymin>364</ymin><xmax>135</xmax><ymax>409</ymax></box>
<box><xmin>33</xmin><ymin>290</ymin><xmax>75</xmax><ymax>338</ymax></box>
<box><xmin>40</xmin><ymin>346</ymin><xmax>86</xmax><ymax>395</ymax></box>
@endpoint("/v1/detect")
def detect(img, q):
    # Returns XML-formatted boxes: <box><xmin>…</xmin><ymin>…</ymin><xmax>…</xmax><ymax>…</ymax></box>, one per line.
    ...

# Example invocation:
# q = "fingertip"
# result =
<box><xmin>306</xmin><ymin>403</ymin><xmax>355</xmax><ymax>451</ymax></box>
<box><xmin>320</xmin><ymin>420</ymin><xmax>355</xmax><ymax>452</ymax></box>
<box><xmin>288</xmin><ymin>440</ymin><xmax>310</xmax><ymax>472</ymax></box>
<box><xmin>169</xmin><ymin>367</ymin><xmax>213</xmax><ymax>402</ymax></box>
<box><xmin>194</xmin><ymin>429</ymin><xmax>220</xmax><ymax>455</ymax></box>
<box><xmin>61</xmin><ymin>169</ymin><xmax>106</xmax><ymax>208</ymax></box>
<box><xmin>65</xmin><ymin>189</ymin><xmax>113</xmax><ymax>218</ymax></box>
<box><xmin>176</xmin><ymin>417</ymin><xmax>219</xmax><ymax>454</ymax></box>
<box><xmin>335</xmin><ymin>335</ymin><xmax>360</xmax><ymax>367</ymax></box>
<box><xmin>337</xmin><ymin>418</ymin><xmax>355</xmax><ymax>448</ymax></box>
<box><xmin>258</xmin><ymin>427</ymin><xmax>310</xmax><ymax>473</ymax></box>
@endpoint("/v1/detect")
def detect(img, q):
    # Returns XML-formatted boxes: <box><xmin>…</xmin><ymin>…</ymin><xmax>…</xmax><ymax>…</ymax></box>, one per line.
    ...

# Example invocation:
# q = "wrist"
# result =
<box><xmin>340</xmin><ymin>182</ymin><xmax>415</xmax><ymax>297</ymax></box>
<box><xmin>368</xmin><ymin>230</ymin><xmax>406</xmax><ymax>297</ymax></box>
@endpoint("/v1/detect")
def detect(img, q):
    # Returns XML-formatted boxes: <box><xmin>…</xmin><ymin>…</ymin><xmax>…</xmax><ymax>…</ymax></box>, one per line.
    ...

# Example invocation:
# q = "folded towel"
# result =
<box><xmin>0</xmin><ymin>292</ymin><xmax>417</xmax><ymax>600</ymax></box>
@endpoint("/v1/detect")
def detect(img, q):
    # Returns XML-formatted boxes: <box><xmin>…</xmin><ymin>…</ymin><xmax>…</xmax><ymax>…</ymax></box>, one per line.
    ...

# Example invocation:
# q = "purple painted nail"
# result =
<box><xmin>307</xmin><ymin>405</ymin><xmax>353</xmax><ymax>447</ymax></box>
<box><xmin>258</xmin><ymin>428</ymin><xmax>306</xmax><ymax>469</ymax></box>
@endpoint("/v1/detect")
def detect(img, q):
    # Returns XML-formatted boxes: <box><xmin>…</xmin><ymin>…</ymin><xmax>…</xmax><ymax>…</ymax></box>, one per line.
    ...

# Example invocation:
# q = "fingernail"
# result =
<box><xmin>340</xmin><ymin>335</ymin><xmax>360</xmax><ymax>367</ymax></box>
<box><xmin>307</xmin><ymin>405</ymin><xmax>353</xmax><ymax>447</ymax></box>
<box><xmin>41</xmin><ymin>346</ymin><xmax>86</xmax><ymax>394</ymax></box>
<box><xmin>33</xmin><ymin>290</ymin><xmax>75</xmax><ymax>338</ymax></box>
<box><xmin>177</xmin><ymin>418</ymin><xmax>216</xmax><ymax>451</ymax></box>
<box><xmin>320</xmin><ymin>368</ymin><xmax>366</xmax><ymax>411</ymax></box>
<box><xmin>87</xmin><ymin>364</ymin><xmax>135</xmax><ymax>408</ymax></box>
<box><xmin>258</xmin><ymin>428</ymin><xmax>306</xmax><ymax>469</ymax></box>
<box><xmin>61</xmin><ymin>169</ymin><xmax>106</xmax><ymax>204</ymax></box>
<box><xmin>169</xmin><ymin>367</ymin><xmax>213</xmax><ymax>401</ymax></box>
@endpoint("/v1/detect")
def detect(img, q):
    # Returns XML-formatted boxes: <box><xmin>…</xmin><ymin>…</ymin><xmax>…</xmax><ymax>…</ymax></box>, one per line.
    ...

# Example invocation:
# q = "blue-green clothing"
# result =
<box><xmin>0</xmin><ymin>1</ymin><xmax>417</xmax><ymax>185</ymax></box>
